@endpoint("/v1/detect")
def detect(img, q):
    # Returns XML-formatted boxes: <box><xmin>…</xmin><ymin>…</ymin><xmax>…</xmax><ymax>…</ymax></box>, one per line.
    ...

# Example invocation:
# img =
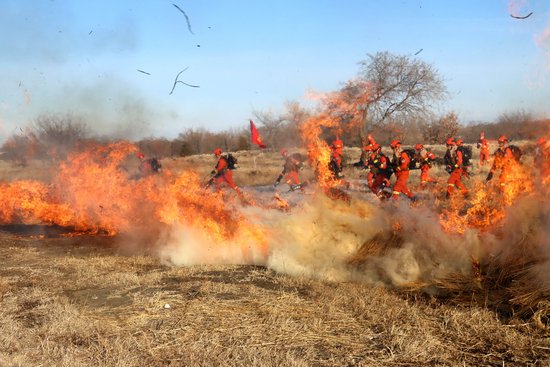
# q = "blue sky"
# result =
<box><xmin>0</xmin><ymin>0</ymin><xmax>549</xmax><ymax>141</ymax></box>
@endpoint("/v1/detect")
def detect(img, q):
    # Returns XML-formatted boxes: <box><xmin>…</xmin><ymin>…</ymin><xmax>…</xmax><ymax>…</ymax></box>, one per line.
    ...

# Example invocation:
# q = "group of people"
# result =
<box><xmin>352</xmin><ymin>137</ymin><xmax>438</xmax><ymax>200</ymax></box>
<box><xmin>149</xmin><ymin>131</ymin><xmax>548</xmax><ymax>203</ymax></box>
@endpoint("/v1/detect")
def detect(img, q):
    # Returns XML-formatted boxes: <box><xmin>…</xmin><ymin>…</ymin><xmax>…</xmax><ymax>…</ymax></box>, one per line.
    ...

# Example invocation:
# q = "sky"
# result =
<box><xmin>0</xmin><ymin>0</ymin><xmax>549</xmax><ymax>141</ymax></box>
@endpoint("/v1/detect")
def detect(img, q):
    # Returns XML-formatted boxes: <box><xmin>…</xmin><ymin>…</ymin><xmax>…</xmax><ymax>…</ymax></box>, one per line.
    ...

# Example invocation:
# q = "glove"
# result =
<box><xmin>210</xmin><ymin>170</ymin><xmax>216</xmax><ymax>175</ymax></box>
<box><xmin>486</xmin><ymin>172</ymin><xmax>494</xmax><ymax>182</ymax></box>
<box><xmin>273</xmin><ymin>180</ymin><xmax>279</xmax><ymax>187</ymax></box>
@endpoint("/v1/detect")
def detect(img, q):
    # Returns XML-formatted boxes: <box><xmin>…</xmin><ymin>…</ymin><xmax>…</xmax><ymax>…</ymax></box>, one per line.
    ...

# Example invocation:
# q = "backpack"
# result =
<box><xmin>402</xmin><ymin>149</ymin><xmax>418</xmax><ymax>170</ymax></box>
<box><xmin>150</xmin><ymin>158</ymin><xmax>162</xmax><ymax>172</ymax></box>
<box><xmin>508</xmin><ymin>145</ymin><xmax>522</xmax><ymax>162</ymax></box>
<box><xmin>457</xmin><ymin>145</ymin><xmax>472</xmax><ymax>166</ymax></box>
<box><xmin>224</xmin><ymin>153</ymin><xmax>238</xmax><ymax>170</ymax></box>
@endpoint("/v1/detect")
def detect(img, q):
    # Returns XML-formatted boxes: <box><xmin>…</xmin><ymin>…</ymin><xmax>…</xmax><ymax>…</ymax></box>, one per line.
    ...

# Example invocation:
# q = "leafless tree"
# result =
<box><xmin>357</xmin><ymin>51</ymin><xmax>448</xmax><ymax>129</ymax></box>
<box><xmin>458</xmin><ymin>110</ymin><xmax>546</xmax><ymax>142</ymax></box>
<box><xmin>252</xmin><ymin>101</ymin><xmax>309</xmax><ymax>149</ymax></box>
<box><xmin>32</xmin><ymin>114</ymin><xmax>91</xmax><ymax>160</ymax></box>
<box><xmin>34</xmin><ymin>114</ymin><xmax>90</xmax><ymax>146</ymax></box>
<box><xmin>423</xmin><ymin>112</ymin><xmax>459</xmax><ymax>144</ymax></box>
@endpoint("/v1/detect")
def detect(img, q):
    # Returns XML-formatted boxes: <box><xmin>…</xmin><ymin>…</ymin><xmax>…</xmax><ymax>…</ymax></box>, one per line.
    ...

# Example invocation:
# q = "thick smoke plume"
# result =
<box><xmin>159</xmin><ymin>187</ymin><xmax>549</xmax><ymax>290</ymax></box>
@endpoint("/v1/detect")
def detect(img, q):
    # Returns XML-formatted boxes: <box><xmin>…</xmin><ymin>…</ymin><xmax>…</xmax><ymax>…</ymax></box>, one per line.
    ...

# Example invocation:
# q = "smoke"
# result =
<box><xmin>267</xmin><ymin>195</ymin><xmax>386</xmax><ymax>281</ymax></box>
<box><xmin>55</xmin><ymin>79</ymin><xmax>155</xmax><ymax>140</ymax></box>
<box><xmin>158</xmin><ymin>185</ymin><xmax>549</xmax><ymax>292</ymax></box>
<box><xmin>0</xmin><ymin>1</ymin><xmax>164</xmax><ymax>141</ymax></box>
<box><xmin>265</xmin><ymin>194</ymin><xmax>479</xmax><ymax>286</ymax></box>
<box><xmin>157</xmin><ymin>222</ymin><xmax>268</xmax><ymax>267</ymax></box>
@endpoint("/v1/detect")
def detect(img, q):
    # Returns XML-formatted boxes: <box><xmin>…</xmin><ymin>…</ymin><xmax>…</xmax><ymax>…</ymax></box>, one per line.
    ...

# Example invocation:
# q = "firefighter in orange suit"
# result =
<box><xmin>444</xmin><ymin>138</ymin><xmax>468</xmax><ymax>198</ymax></box>
<box><xmin>363</xmin><ymin>144</ymin><xmax>375</xmax><ymax>189</ymax></box>
<box><xmin>211</xmin><ymin>148</ymin><xmax>241</xmax><ymax>195</ymax></box>
<box><xmin>368</xmin><ymin>143</ymin><xmax>392</xmax><ymax>197</ymax></box>
<box><xmin>478</xmin><ymin>132</ymin><xmax>490</xmax><ymax>166</ymax></box>
<box><xmin>329</xmin><ymin>138</ymin><xmax>344</xmax><ymax>179</ymax></box>
<box><xmin>414</xmin><ymin>143</ymin><xmax>436</xmax><ymax>189</ymax></box>
<box><xmin>275</xmin><ymin>149</ymin><xmax>306</xmax><ymax>191</ymax></box>
<box><xmin>136</xmin><ymin>152</ymin><xmax>162</xmax><ymax>177</ymax></box>
<box><xmin>390</xmin><ymin>140</ymin><xmax>414</xmax><ymax>200</ymax></box>
<box><xmin>486</xmin><ymin>135</ymin><xmax>514</xmax><ymax>189</ymax></box>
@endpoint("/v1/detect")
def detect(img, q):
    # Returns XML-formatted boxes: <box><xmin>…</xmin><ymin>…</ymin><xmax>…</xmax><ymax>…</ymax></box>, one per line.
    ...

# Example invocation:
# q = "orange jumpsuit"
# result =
<box><xmin>392</xmin><ymin>151</ymin><xmax>413</xmax><ymax>199</ymax></box>
<box><xmin>490</xmin><ymin>147</ymin><xmax>514</xmax><ymax>189</ymax></box>
<box><xmin>446</xmin><ymin>149</ymin><xmax>468</xmax><ymax>196</ymax></box>
<box><xmin>369</xmin><ymin>153</ymin><xmax>392</xmax><ymax>195</ymax></box>
<box><xmin>330</xmin><ymin>146</ymin><xmax>343</xmax><ymax>178</ymax></box>
<box><xmin>277</xmin><ymin>153</ymin><xmax>305</xmax><ymax>189</ymax></box>
<box><xmin>417</xmin><ymin>149</ymin><xmax>436</xmax><ymax>188</ymax></box>
<box><xmin>479</xmin><ymin>138</ymin><xmax>490</xmax><ymax>166</ymax></box>
<box><xmin>214</xmin><ymin>156</ymin><xmax>240</xmax><ymax>192</ymax></box>
<box><xmin>365</xmin><ymin>152</ymin><xmax>376</xmax><ymax>191</ymax></box>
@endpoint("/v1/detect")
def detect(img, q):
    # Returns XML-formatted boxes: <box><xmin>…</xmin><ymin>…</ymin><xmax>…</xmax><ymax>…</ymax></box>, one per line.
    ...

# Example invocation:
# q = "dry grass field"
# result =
<box><xmin>1</xmin><ymin>143</ymin><xmax>549</xmax><ymax>366</ymax></box>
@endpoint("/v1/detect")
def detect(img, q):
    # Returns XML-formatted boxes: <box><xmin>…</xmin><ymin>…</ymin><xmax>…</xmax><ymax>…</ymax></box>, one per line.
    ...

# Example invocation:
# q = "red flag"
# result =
<box><xmin>250</xmin><ymin>120</ymin><xmax>267</xmax><ymax>149</ymax></box>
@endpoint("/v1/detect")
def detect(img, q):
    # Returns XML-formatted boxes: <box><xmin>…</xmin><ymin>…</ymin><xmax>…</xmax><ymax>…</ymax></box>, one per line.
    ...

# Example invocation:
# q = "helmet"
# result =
<box><xmin>455</xmin><ymin>139</ymin><xmax>463</xmax><ymax>146</ymax></box>
<box><xmin>446</xmin><ymin>138</ymin><xmax>456</xmax><ymax>146</ymax></box>
<box><xmin>498</xmin><ymin>135</ymin><xmax>508</xmax><ymax>143</ymax></box>
<box><xmin>414</xmin><ymin>143</ymin><xmax>423</xmax><ymax>151</ymax></box>
<box><xmin>280</xmin><ymin>148</ymin><xmax>288</xmax><ymax>156</ymax></box>
<box><xmin>136</xmin><ymin>152</ymin><xmax>145</xmax><ymax>159</ymax></box>
<box><xmin>390</xmin><ymin>140</ymin><xmax>401</xmax><ymax>149</ymax></box>
<box><xmin>537</xmin><ymin>137</ymin><xmax>546</xmax><ymax>146</ymax></box>
<box><xmin>214</xmin><ymin>148</ymin><xmax>222</xmax><ymax>156</ymax></box>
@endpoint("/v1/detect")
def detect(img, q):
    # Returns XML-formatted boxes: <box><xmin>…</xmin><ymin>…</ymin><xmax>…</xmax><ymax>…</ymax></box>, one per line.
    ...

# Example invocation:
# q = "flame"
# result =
<box><xmin>300</xmin><ymin>79</ymin><xmax>374</xmax><ymax>191</ymax></box>
<box><xmin>0</xmin><ymin>141</ymin><xmax>267</xmax><ymax>250</ymax></box>
<box><xmin>439</xmin><ymin>160</ymin><xmax>538</xmax><ymax>234</ymax></box>
<box><xmin>273</xmin><ymin>193</ymin><xmax>290</xmax><ymax>212</ymax></box>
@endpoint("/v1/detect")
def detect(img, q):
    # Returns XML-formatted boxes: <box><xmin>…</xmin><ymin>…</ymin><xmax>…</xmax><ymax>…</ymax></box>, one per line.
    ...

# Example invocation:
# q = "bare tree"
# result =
<box><xmin>33</xmin><ymin>114</ymin><xmax>91</xmax><ymax>160</ymax></box>
<box><xmin>357</xmin><ymin>51</ymin><xmax>448</xmax><ymax>129</ymax></box>
<box><xmin>253</xmin><ymin>101</ymin><xmax>309</xmax><ymax>149</ymax></box>
<box><xmin>34</xmin><ymin>114</ymin><xmax>90</xmax><ymax>146</ymax></box>
<box><xmin>423</xmin><ymin>112</ymin><xmax>459</xmax><ymax>144</ymax></box>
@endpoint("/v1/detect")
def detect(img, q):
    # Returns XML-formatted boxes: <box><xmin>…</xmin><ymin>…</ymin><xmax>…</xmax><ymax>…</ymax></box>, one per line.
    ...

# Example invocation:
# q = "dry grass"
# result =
<box><xmin>0</xmin><ymin>234</ymin><xmax>548</xmax><ymax>366</ymax></box>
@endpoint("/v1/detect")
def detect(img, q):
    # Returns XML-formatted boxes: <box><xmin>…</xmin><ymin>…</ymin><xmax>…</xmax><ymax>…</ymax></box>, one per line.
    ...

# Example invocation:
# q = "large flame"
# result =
<box><xmin>300</xmin><ymin>79</ymin><xmax>374</xmax><ymax>190</ymax></box>
<box><xmin>0</xmin><ymin>142</ymin><xmax>268</xmax><ymax>251</ymax></box>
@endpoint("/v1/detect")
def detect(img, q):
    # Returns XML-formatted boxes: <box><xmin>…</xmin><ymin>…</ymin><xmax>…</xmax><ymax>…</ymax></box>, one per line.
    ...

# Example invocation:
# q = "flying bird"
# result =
<box><xmin>172</xmin><ymin>3</ymin><xmax>194</xmax><ymax>34</ymax></box>
<box><xmin>137</xmin><ymin>69</ymin><xmax>151</xmax><ymax>75</ymax></box>
<box><xmin>169</xmin><ymin>67</ymin><xmax>200</xmax><ymax>95</ymax></box>
<box><xmin>510</xmin><ymin>12</ymin><xmax>533</xmax><ymax>19</ymax></box>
